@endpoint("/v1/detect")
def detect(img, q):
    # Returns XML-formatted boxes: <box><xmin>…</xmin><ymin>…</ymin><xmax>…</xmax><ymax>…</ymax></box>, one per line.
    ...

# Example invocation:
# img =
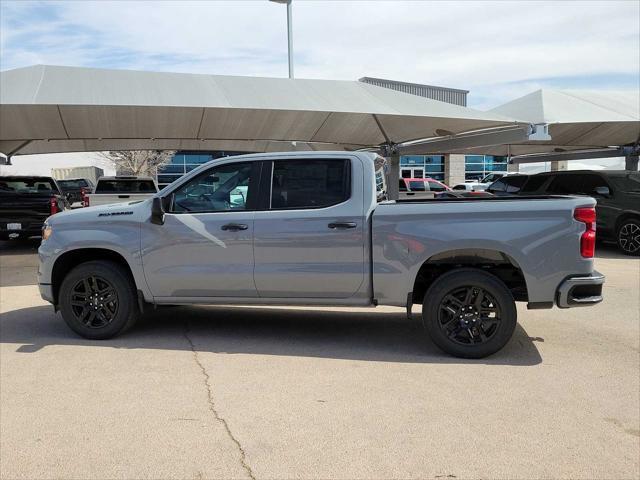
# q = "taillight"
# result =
<box><xmin>574</xmin><ymin>207</ymin><xmax>596</xmax><ymax>258</ymax></box>
<box><xmin>81</xmin><ymin>187</ymin><xmax>89</xmax><ymax>207</ymax></box>
<box><xmin>50</xmin><ymin>196</ymin><xmax>59</xmax><ymax>215</ymax></box>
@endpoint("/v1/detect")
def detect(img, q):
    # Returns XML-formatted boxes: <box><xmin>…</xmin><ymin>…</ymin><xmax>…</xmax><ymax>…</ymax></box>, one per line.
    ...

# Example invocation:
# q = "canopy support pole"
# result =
<box><xmin>380</xmin><ymin>142</ymin><xmax>400</xmax><ymax>200</ymax></box>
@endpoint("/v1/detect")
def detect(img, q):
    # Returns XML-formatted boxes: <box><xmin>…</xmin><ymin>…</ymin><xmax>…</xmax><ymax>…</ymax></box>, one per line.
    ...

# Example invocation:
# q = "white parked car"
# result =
<box><xmin>453</xmin><ymin>173</ymin><xmax>514</xmax><ymax>192</ymax></box>
<box><xmin>87</xmin><ymin>176</ymin><xmax>158</xmax><ymax>207</ymax></box>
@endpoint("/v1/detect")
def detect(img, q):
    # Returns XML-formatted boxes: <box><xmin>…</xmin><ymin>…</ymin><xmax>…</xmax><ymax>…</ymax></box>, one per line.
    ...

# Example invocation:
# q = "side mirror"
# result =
<box><xmin>150</xmin><ymin>197</ymin><xmax>165</xmax><ymax>225</ymax></box>
<box><xmin>594</xmin><ymin>186</ymin><xmax>610</xmax><ymax>197</ymax></box>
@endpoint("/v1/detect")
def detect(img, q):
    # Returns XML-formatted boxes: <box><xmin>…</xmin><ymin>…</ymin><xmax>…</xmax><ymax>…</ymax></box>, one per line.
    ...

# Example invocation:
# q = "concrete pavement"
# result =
<box><xmin>1</xmin><ymin>240</ymin><xmax>638</xmax><ymax>479</ymax></box>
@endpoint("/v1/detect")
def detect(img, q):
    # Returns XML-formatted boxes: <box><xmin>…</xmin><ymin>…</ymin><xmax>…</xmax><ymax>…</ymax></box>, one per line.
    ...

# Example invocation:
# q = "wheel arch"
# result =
<box><xmin>615</xmin><ymin>212</ymin><xmax>640</xmax><ymax>231</ymax></box>
<box><xmin>410</xmin><ymin>248</ymin><xmax>528</xmax><ymax>305</ymax></box>
<box><xmin>51</xmin><ymin>248</ymin><xmax>138</xmax><ymax>306</ymax></box>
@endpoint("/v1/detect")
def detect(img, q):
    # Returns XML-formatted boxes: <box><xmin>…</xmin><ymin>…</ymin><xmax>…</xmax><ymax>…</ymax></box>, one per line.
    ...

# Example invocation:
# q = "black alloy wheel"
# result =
<box><xmin>70</xmin><ymin>275</ymin><xmax>119</xmax><ymax>328</ymax></box>
<box><xmin>59</xmin><ymin>260</ymin><xmax>140</xmax><ymax>339</ymax></box>
<box><xmin>422</xmin><ymin>268</ymin><xmax>517</xmax><ymax>358</ymax></box>
<box><xmin>437</xmin><ymin>285</ymin><xmax>501</xmax><ymax>346</ymax></box>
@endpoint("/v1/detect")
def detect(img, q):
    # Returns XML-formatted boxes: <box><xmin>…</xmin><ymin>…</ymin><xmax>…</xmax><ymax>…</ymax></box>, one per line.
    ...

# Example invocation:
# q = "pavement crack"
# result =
<box><xmin>183</xmin><ymin>322</ymin><xmax>256</xmax><ymax>480</ymax></box>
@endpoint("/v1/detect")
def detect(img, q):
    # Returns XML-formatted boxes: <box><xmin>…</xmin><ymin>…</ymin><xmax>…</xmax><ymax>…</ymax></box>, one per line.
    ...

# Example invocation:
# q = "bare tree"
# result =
<box><xmin>99</xmin><ymin>150</ymin><xmax>175</xmax><ymax>177</ymax></box>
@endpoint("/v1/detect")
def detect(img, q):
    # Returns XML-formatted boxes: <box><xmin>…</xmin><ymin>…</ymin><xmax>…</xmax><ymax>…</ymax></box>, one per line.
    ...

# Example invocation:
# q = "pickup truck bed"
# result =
<box><xmin>37</xmin><ymin>151</ymin><xmax>604</xmax><ymax>358</ymax></box>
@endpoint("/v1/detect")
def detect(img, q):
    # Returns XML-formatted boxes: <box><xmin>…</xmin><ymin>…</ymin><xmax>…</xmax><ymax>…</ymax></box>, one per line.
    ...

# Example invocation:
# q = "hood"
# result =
<box><xmin>47</xmin><ymin>199</ymin><xmax>151</xmax><ymax>226</ymax></box>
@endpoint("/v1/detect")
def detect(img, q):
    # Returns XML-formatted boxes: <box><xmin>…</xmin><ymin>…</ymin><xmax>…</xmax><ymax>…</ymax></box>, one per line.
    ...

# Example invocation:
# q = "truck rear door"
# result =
<box><xmin>252</xmin><ymin>157</ymin><xmax>366</xmax><ymax>299</ymax></box>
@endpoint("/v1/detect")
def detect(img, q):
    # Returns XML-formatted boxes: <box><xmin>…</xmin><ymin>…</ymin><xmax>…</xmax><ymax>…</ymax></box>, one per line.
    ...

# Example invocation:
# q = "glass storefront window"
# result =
<box><xmin>464</xmin><ymin>155</ymin><xmax>508</xmax><ymax>181</ymax></box>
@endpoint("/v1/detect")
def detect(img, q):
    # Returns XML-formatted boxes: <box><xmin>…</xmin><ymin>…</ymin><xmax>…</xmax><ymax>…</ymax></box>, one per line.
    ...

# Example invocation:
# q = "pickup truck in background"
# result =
<box><xmin>38</xmin><ymin>152</ymin><xmax>605</xmax><ymax>358</ymax></box>
<box><xmin>56</xmin><ymin>178</ymin><xmax>94</xmax><ymax>208</ymax></box>
<box><xmin>87</xmin><ymin>176</ymin><xmax>158</xmax><ymax>207</ymax></box>
<box><xmin>0</xmin><ymin>175</ymin><xmax>67</xmax><ymax>240</ymax></box>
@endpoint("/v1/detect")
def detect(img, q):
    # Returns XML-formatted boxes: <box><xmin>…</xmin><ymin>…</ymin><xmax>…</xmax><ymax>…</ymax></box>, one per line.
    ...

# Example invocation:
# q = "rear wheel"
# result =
<box><xmin>616</xmin><ymin>219</ymin><xmax>640</xmax><ymax>256</ymax></box>
<box><xmin>58</xmin><ymin>260</ymin><xmax>139</xmax><ymax>339</ymax></box>
<box><xmin>422</xmin><ymin>268</ymin><xmax>517</xmax><ymax>358</ymax></box>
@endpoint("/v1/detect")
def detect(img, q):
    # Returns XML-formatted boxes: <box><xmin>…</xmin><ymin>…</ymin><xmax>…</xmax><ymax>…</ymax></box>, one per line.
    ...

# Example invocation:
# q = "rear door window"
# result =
<box><xmin>521</xmin><ymin>175</ymin><xmax>551</xmax><ymax>193</ymax></box>
<box><xmin>408</xmin><ymin>180</ymin><xmax>427</xmax><ymax>191</ymax></box>
<box><xmin>547</xmin><ymin>175</ymin><xmax>583</xmax><ymax>194</ymax></box>
<box><xmin>270</xmin><ymin>159</ymin><xmax>350</xmax><ymax>209</ymax></box>
<box><xmin>95</xmin><ymin>179</ymin><xmax>157</xmax><ymax>193</ymax></box>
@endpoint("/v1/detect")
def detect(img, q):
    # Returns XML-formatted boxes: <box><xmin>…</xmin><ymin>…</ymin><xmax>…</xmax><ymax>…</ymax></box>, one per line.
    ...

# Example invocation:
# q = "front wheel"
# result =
<box><xmin>58</xmin><ymin>260</ymin><xmax>140</xmax><ymax>339</ymax></box>
<box><xmin>616</xmin><ymin>219</ymin><xmax>640</xmax><ymax>256</ymax></box>
<box><xmin>422</xmin><ymin>268</ymin><xmax>517</xmax><ymax>358</ymax></box>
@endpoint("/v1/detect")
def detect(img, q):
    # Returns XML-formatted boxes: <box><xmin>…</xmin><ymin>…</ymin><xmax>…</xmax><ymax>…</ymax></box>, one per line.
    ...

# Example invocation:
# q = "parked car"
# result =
<box><xmin>451</xmin><ymin>182</ymin><xmax>485</xmax><ymax>192</ymax></box>
<box><xmin>56</xmin><ymin>178</ymin><xmax>94</xmax><ymax>208</ymax></box>
<box><xmin>518</xmin><ymin>170</ymin><xmax>640</xmax><ymax>255</ymax></box>
<box><xmin>87</xmin><ymin>176</ymin><xmax>158</xmax><ymax>207</ymax></box>
<box><xmin>454</xmin><ymin>173</ymin><xmax>516</xmax><ymax>192</ymax></box>
<box><xmin>38</xmin><ymin>152</ymin><xmax>604</xmax><ymax>358</ymax></box>
<box><xmin>0</xmin><ymin>175</ymin><xmax>68</xmax><ymax>240</ymax></box>
<box><xmin>486</xmin><ymin>174</ymin><xmax>529</xmax><ymax>196</ymax></box>
<box><xmin>399</xmin><ymin>177</ymin><xmax>451</xmax><ymax>199</ymax></box>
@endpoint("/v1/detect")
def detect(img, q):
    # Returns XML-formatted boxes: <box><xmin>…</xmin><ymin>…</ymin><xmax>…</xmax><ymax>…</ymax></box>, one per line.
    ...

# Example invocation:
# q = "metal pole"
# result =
<box><xmin>286</xmin><ymin>0</ymin><xmax>294</xmax><ymax>79</ymax></box>
<box><xmin>387</xmin><ymin>153</ymin><xmax>400</xmax><ymax>200</ymax></box>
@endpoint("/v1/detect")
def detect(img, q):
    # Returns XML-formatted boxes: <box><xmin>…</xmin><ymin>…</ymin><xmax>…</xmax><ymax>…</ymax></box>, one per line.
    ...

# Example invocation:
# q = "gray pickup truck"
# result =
<box><xmin>38</xmin><ymin>152</ymin><xmax>604</xmax><ymax>358</ymax></box>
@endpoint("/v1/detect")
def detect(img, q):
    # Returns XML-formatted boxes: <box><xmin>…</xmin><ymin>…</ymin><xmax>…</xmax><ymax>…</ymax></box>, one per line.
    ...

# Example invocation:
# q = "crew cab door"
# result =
<box><xmin>140</xmin><ymin>161</ymin><xmax>260</xmax><ymax>298</ymax></box>
<box><xmin>252</xmin><ymin>157</ymin><xmax>366</xmax><ymax>298</ymax></box>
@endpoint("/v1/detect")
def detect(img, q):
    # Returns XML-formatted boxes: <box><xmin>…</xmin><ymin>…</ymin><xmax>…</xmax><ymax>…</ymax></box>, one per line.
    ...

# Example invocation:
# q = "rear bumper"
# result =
<box><xmin>556</xmin><ymin>271</ymin><xmax>605</xmax><ymax>308</ymax></box>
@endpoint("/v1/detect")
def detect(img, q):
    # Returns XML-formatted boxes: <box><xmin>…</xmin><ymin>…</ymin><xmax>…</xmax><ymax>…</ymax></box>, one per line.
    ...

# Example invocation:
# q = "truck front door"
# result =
<box><xmin>140</xmin><ymin>161</ymin><xmax>259</xmax><ymax>298</ymax></box>
<box><xmin>252</xmin><ymin>157</ymin><xmax>367</xmax><ymax>299</ymax></box>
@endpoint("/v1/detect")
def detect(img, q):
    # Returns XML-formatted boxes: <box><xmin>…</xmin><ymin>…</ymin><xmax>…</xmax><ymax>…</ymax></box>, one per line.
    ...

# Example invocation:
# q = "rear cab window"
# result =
<box><xmin>0</xmin><ymin>177</ymin><xmax>60</xmax><ymax>194</ymax></box>
<box><xmin>95</xmin><ymin>179</ymin><xmax>157</xmax><ymax>193</ymax></box>
<box><xmin>270</xmin><ymin>159</ymin><xmax>350</xmax><ymax>209</ymax></box>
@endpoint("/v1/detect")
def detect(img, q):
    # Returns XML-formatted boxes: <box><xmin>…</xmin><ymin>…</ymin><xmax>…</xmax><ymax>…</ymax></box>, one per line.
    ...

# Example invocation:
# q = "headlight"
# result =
<box><xmin>42</xmin><ymin>224</ymin><xmax>53</xmax><ymax>241</ymax></box>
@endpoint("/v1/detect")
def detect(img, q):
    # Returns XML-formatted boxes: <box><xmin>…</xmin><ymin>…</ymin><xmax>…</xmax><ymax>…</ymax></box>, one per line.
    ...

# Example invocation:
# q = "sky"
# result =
<box><xmin>1</xmin><ymin>0</ymin><xmax>638</xmax><ymax>175</ymax></box>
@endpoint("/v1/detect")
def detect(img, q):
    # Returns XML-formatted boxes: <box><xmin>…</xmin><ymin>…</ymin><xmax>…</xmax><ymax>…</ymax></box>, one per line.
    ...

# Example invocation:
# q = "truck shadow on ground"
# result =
<box><xmin>1</xmin><ymin>304</ymin><xmax>543</xmax><ymax>365</ymax></box>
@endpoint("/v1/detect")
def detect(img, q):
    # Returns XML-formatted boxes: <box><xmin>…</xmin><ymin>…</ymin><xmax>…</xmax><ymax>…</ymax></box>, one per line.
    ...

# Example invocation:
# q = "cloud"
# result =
<box><xmin>1</xmin><ymin>0</ymin><xmax>638</xmax><ymax>109</ymax></box>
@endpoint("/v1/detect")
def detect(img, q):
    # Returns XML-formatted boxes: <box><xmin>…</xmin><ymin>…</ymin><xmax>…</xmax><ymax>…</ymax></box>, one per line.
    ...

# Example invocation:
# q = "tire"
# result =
<box><xmin>422</xmin><ymin>268</ymin><xmax>517</xmax><ymax>359</ymax></box>
<box><xmin>58</xmin><ymin>260</ymin><xmax>140</xmax><ymax>339</ymax></box>
<box><xmin>616</xmin><ymin>218</ymin><xmax>640</xmax><ymax>256</ymax></box>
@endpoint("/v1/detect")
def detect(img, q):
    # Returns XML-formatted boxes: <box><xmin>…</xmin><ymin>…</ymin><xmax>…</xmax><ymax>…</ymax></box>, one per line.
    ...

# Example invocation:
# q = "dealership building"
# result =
<box><xmin>155</xmin><ymin>77</ymin><xmax>508</xmax><ymax>188</ymax></box>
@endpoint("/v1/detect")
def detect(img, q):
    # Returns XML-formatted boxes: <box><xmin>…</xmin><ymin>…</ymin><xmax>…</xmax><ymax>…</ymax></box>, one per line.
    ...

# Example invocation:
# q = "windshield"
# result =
<box><xmin>481</xmin><ymin>173</ymin><xmax>504</xmax><ymax>183</ymax></box>
<box><xmin>95</xmin><ymin>179</ymin><xmax>157</xmax><ymax>193</ymax></box>
<box><xmin>0</xmin><ymin>177</ymin><xmax>58</xmax><ymax>194</ymax></box>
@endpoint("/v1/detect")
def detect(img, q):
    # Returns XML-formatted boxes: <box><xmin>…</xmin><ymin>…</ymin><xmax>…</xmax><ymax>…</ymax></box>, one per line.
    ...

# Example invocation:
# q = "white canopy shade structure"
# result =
<box><xmin>411</xmin><ymin>89</ymin><xmax>639</xmax><ymax>165</ymax></box>
<box><xmin>0</xmin><ymin>65</ymin><xmax>521</xmax><ymax>159</ymax></box>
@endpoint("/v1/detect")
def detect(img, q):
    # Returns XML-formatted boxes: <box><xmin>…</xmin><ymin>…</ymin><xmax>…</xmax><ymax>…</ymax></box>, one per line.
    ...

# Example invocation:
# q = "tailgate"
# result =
<box><xmin>0</xmin><ymin>194</ymin><xmax>51</xmax><ymax>229</ymax></box>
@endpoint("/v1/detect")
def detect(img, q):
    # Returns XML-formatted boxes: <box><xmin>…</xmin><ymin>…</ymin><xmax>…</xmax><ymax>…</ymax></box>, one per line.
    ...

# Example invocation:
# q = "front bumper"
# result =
<box><xmin>556</xmin><ymin>271</ymin><xmax>605</xmax><ymax>308</ymax></box>
<box><xmin>39</xmin><ymin>283</ymin><xmax>54</xmax><ymax>304</ymax></box>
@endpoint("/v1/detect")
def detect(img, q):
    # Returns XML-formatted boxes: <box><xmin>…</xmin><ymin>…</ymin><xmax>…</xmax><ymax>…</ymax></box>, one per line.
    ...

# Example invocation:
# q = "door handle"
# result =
<box><xmin>328</xmin><ymin>222</ymin><xmax>357</xmax><ymax>229</ymax></box>
<box><xmin>118</xmin><ymin>195</ymin><xmax>130</xmax><ymax>199</ymax></box>
<box><xmin>221</xmin><ymin>223</ymin><xmax>248</xmax><ymax>231</ymax></box>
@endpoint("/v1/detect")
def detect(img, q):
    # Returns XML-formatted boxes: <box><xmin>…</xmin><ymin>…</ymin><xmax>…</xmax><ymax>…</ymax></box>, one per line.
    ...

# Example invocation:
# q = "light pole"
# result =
<box><xmin>269</xmin><ymin>0</ymin><xmax>294</xmax><ymax>79</ymax></box>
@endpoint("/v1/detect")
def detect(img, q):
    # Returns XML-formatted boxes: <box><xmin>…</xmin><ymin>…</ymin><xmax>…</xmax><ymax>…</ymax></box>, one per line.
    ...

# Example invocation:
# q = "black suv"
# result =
<box><xmin>518</xmin><ymin>170</ymin><xmax>640</xmax><ymax>255</ymax></box>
